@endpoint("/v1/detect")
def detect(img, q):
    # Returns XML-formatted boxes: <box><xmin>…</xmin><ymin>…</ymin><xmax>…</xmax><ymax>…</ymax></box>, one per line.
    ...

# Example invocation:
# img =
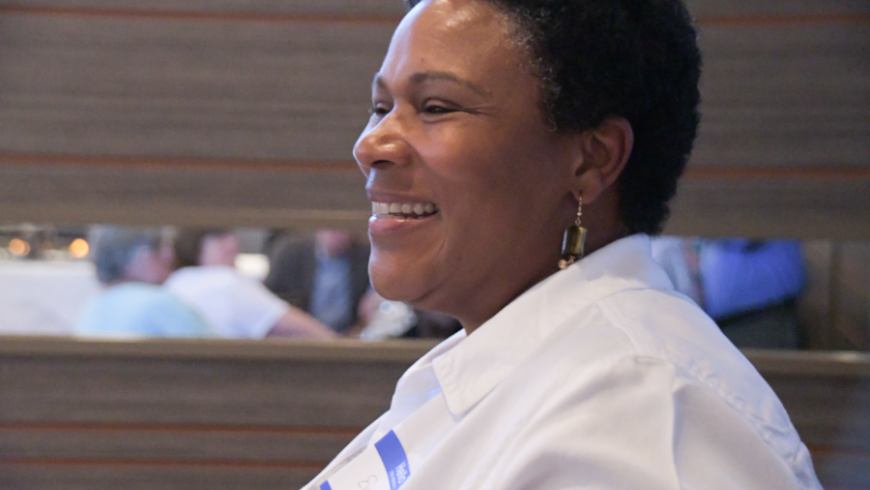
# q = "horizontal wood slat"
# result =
<box><xmin>694</xmin><ymin>23</ymin><xmax>870</xmax><ymax>169</ymax></box>
<box><xmin>2</xmin><ymin>159</ymin><xmax>868</xmax><ymax>238</ymax></box>
<box><xmin>0</xmin><ymin>358</ymin><xmax>400</xmax><ymax>427</ymax></box>
<box><xmin>0</xmin><ymin>426</ymin><xmax>353</xmax><ymax>463</ymax></box>
<box><xmin>1</xmin><ymin>12</ymin><xmax>866</xmax><ymax>166</ymax></box>
<box><xmin>1</xmin><ymin>339</ymin><xmax>868</xmax><ymax>490</ymax></box>
<box><xmin>0</xmin><ymin>466</ymin><xmax>321</xmax><ymax>490</ymax></box>
<box><xmin>0</xmin><ymin>2</ymin><xmax>867</xmax><ymax>236</ymax></box>
<box><xmin>3</xmin><ymin>0</ymin><xmax>870</xmax><ymax>18</ymax></box>
<box><xmin>0</xmin><ymin>16</ymin><xmax>391</xmax><ymax>161</ymax></box>
<box><xmin>0</xmin><ymin>0</ymin><xmax>407</xmax><ymax>18</ymax></box>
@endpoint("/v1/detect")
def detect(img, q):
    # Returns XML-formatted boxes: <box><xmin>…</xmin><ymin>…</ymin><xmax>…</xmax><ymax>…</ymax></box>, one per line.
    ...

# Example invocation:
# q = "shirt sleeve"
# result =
<box><xmin>229</xmin><ymin>273</ymin><xmax>290</xmax><ymax>338</ymax></box>
<box><xmin>488</xmin><ymin>356</ymin><xmax>809</xmax><ymax>490</ymax></box>
<box><xmin>148</xmin><ymin>292</ymin><xmax>215</xmax><ymax>337</ymax></box>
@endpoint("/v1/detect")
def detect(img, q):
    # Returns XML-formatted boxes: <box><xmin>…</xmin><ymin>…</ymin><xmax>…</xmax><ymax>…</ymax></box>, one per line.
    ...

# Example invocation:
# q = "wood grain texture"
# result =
<box><xmin>693</xmin><ymin>23</ymin><xmax>870</xmax><ymax>168</ymax></box>
<box><xmin>4</xmin><ymin>0</ymin><xmax>870</xmax><ymax>18</ymax></box>
<box><xmin>0</xmin><ymin>465</ymin><xmax>321</xmax><ymax>490</ymax></box>
<box><xmin>0</xmin><ymin>0</ymin><xmax>406</xmax><ymax>18</ymax></box>
<box><xmin>1</xmin><ymin>10</ymin><xmax>866</xmax><ymax>166</ymax></box>
<box><xmin>1</xmin><ymin>160</ymin><xmax>868</xmax><ymax>238</ymax></box>
<box><xmin>0</xmin><ymin>16</ymin><xmax>391</xmax><ymax>161</ymax></box>
<box><xmin>0</xmin><ymin>1</ymin><xmax>868</xmax><ymax>237</ymax></box>
<box><xmin>832</xmin><ymin>243</ymin><xmax>870</xmax><ymax>349</ymax></box>
<box><xmin>0</xmin><ymin>358</ymin><xmax>401</xmax><ymax>427</ymax></box>
<box><xmin>0</xmin><ymin>426</ymin><xmax>353</xmax><ymax>463</ymax></box>
<box><xmin>666</xmin><ymin>173</ymin><xmax>870</xmax><ymax>239</ymax></box>
<box><xmin>0</xmin><ymin>339</ymin><xmax>868</xmax><ymax>490</ymax></box>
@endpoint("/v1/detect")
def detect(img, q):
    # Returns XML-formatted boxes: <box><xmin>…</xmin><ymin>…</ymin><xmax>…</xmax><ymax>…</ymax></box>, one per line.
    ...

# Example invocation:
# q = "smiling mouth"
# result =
<box><xmin>372</xmin><ymin>201</ymin><xmax>440</xmax><ymax>219</ymax></box>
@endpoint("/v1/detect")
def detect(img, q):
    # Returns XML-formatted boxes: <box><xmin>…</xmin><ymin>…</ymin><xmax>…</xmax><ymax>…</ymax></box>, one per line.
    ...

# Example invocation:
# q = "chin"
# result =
<box><xmin>368</xmin><ymin>251</ymin><xmax>435</xmax><ymax>310</ymax></box>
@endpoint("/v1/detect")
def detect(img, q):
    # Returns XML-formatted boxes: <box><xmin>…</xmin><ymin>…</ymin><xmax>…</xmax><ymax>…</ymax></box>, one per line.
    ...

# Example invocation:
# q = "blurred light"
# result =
<box><xmin>69</xmin><ymin>238</ymin><xmax>89</xmax><ymax>258</ymax></box>
<box><xmin>235</xmin><ymin>253</ymin><xmax>270</xmax><ymax>280</ymax></box>
<box><xmin>8</xmin><ymin>238</ymin><xmax>30</xmax><ymax>257</ymax></box>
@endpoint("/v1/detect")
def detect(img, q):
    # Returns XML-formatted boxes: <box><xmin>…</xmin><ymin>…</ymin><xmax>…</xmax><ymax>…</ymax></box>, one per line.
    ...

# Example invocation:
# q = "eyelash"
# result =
<box><xmin>423</xmin><ymin>103</ymin><xmax>454</xmax><ymax>115</ymax></box>
<box><xmin>367</xmin><ymin>100</ymin><xmax>458</xmax><ymax>118</ymax></box>
<box><xmin>368</xmin><ymin>105</ymin><xmax>390</xmax><ymax>117</ymax></box>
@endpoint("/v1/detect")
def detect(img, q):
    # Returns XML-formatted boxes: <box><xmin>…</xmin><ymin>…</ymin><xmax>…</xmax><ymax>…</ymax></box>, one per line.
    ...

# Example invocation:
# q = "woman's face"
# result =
<box><xmin>354</xmin><ymin>0</ymin><xmax>579</xmax><ymax>329</ymax></box>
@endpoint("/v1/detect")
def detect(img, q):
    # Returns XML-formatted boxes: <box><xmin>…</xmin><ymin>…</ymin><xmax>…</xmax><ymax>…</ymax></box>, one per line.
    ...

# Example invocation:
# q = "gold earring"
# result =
<box><xmin>558</xmin><ymin>196</ymin><xmax>587</xmax><ymax>269</ymax></box>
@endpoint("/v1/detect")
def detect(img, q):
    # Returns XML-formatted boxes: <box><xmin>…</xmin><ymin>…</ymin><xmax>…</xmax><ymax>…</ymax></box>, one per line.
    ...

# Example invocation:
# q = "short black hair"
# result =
<box><xmin>172</xmin><ymin>228</ymin><xmax>229</xmax><ymax>270</ymax></box>
<box><xmin>405</xmin><ymin>0</ymin><xmax>701</xmax><ymax>234</ymax></box>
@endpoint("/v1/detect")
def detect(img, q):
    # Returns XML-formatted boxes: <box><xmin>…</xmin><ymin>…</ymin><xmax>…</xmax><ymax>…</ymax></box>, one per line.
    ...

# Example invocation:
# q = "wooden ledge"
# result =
<box><xmin>0</xmin><ymin>336</ymin><xmax>438</xmax><ymax>364</ymax></box>
<box><xmin>1</xmin><ymin>337</ymin><xmax>868</xmax><ymax>377</ymax></box>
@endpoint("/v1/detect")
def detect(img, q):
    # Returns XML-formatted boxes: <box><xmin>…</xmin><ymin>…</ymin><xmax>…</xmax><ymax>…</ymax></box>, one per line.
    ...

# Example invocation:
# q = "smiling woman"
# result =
<box><xmin>304</xmin><ymin>0</ymin><xmax>822</xmax><ymax>489</ymax></box>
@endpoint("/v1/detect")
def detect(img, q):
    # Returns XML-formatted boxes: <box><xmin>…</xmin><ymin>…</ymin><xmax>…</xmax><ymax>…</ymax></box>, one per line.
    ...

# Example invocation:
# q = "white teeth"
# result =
<box><xmin>372</xmin><ymin>201</ymin><xmax>438</xmax><ymax>217</ymax></box>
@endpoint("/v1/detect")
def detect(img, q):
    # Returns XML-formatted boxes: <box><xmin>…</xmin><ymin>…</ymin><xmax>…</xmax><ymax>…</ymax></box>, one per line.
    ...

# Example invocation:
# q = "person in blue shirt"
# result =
<box><xmin>652</xmin><ymin>237</ymin><xmax>805</xmax><ymax>348</ymax></box>
<box><xmin>76</xmin><ymin>226</ymin><xmax>213</xmax><ymax>338</ymax></box>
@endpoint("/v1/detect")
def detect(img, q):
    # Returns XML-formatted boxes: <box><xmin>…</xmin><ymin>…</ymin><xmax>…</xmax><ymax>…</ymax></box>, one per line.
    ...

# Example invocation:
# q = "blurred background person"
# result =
<box><xmin>166</xmin><ymin>228</ymin><xmax>337</xmax><ymax>339</ymax></box>
<box><xmin>652</xmin><ymin>237</ymin><xmax>805</xmax><ymax>348</ymax></box>
<box><xmin>265</xmin><ymin>229</ymin><xmax>462</xmax><ymax>338</ymax></box>
<box><xmin>264</xmin><ymin>229</ymin><xmax>370</xmax><ymax>334</ymax></box>
<box><xmin>700</xmin><ymin>238</ymin><xmax>805</xmax><ymax>348</ymax></box>
<box><xmin>76</xmin><ymin>226</ymin><xmax>212</xmax><ymax>338</ymax></box>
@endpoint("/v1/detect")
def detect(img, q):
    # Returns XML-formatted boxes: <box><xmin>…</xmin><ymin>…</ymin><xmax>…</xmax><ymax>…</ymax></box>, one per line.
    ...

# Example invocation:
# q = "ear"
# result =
<box><xmin>569</xmin><ymin>116</ymin><xmax>634</xmax><ymax>204</ymax></box>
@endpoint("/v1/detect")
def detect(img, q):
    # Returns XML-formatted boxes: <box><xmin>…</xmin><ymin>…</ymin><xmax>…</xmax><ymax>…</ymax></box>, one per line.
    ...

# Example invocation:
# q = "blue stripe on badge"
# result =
<box><xmin>374</xmin><ymin>430</ymin><xmax>410</xmax><ymax>489</ymax></box>
<box><xmin>319</xmin><ymin>482</ymin><xmax>333</xmax><ymax>490</ymax></box>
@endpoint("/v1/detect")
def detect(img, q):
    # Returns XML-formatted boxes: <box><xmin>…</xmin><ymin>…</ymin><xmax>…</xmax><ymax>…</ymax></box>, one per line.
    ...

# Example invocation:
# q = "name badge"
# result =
<box><xmin>321</xmin><ymin>431</ymin><xmax>410</xmax><ymax>490</ymax></box>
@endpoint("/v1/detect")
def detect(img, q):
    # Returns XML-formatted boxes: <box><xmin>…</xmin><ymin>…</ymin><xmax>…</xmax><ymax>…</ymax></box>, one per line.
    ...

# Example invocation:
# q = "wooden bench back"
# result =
<box><xmin>1</xmin><ymin>339</ymin><xmax>868</xmax><ymax>489</ymax></box>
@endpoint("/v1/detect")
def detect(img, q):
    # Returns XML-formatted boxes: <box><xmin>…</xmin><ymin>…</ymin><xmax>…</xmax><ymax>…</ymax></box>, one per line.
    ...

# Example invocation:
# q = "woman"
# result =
<box><xmin>164</xmin><ymin>228</ymin><xmax>337</xmax><ymax>339</ymax></box>
<box><xmin>307</xmin><ymin>0</ymin><xmax>821</xmax><ymax>489</ymax></box>
<box><xmin>76</xmin><ymin>226</ymin><xmax>212</xmax><ymax>338</ymax></box>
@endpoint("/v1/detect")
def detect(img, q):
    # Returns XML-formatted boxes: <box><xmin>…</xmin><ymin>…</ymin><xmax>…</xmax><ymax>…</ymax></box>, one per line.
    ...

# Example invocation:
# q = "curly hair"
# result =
<box><xmin>405</xmin><ymin>0</ymin><xmax>701</xmax><ymax>234</ymax></box>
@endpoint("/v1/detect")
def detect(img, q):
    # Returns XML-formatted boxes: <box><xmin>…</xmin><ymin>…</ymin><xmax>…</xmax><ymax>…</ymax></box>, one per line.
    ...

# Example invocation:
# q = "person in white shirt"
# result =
<box><xmin>164</xmin><ymin>228</ymin><xmax>338</xmax><ymax>339</ymax></box>
<box><xmin>305</xmin><ymin>0</ymin><xmax>822</xmax><ymax>489</ymax></box>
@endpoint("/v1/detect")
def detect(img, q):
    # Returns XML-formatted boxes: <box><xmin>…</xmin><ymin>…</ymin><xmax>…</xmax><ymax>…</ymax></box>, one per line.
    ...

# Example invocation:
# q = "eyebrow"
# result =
<box><xmin>372</xmin><ymin>71</ymin><xmax>488</xmax><ymax>96</ymax></box>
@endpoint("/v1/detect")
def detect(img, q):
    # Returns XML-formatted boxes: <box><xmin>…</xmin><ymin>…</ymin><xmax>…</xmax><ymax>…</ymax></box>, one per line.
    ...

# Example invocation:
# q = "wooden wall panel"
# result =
<box><xmin>0</xmin><ymin>15</ymin><xmax>391</xmax><ymax>161</ymax></box>
<box><xmin>0</xmin><ymin>466</ymin><xmax>321</xmax><ymax>490</ymax></box>
<box><xmin>0</xmin><ymin>0</ymin><xmax>406</xmax><ymax>17</ymax></box>
<box><xmin>688</xmin><ymin>0</ymin><xmax>870</xmax><ymax>17</ymax></box>
<box><xmin>0</xmin><ymin>0</ymin><xmax>867</xmax><ymax>237</ymax></box>
<box><xmin>6</xmin><ymin>0</ymin><xmax>870</xmax><ymax>17</ymax></box>
<box><xmin>0</xmin><ymin>358</ymin><xmax>399</xmax><ymax>427</ymax></box>
<box><xmin>666</xmin><ymin>173</ymin><xmax>870</xmax><ymax>239</ymax></box>
<box><xmin>0</xmin><ymin>340</ymin><xmax>868</xmax><ymax>490</ymax></box>
<box><xmin>799</xmin><ymin>241</ymin><xmax>835</xmax><ymax>349</ymax></box>
<box><xmin>831</xmin><ymin>243</ymin><xmax>870</xmax><ymax>349</ymax></box>
<box><xmin>694</xmin><ymin>23</ymin><xmax>870</xmax><ymax>168</ymax></box>
<box><xmin>0</xmin><ymin>426</ymin><xmax>353</xmax><ymax>463</ymax></box>
<box><xmin>0</xmin><ymin>160</ymin><xmax>371</xmax><ymax>230</ymax></box>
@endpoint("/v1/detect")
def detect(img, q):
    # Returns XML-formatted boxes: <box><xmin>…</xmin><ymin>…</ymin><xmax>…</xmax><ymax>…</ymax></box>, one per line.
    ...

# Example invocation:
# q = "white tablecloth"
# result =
<box><xmin>0</xmin><ymin>261</ymin><xmax>100</xmax><ymax>336</ymax></box>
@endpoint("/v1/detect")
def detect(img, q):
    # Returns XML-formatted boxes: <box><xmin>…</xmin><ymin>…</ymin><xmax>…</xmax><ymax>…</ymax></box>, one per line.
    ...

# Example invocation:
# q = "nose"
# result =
<box><xmin>353</xmin><ymin>110</ymin><xmax>412</xmax><ymax>174</ymax></box>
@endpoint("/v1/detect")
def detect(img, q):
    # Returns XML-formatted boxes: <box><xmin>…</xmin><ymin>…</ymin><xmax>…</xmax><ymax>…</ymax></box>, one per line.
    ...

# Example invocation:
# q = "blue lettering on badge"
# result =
<box><xmin>374</xmin><ymin>430</ymin><xmax>410</xmax><ymax>489</ymax></box>
<box><xmin>320</xmin><ymin>482</ymin><xmax>333</xmax><ymax>490</ymax></box>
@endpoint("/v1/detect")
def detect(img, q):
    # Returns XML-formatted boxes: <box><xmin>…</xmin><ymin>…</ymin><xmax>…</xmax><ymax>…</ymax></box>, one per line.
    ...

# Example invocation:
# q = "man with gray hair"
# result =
<box><xmin>76</xmin><ymin>226</ymin><xmax>212</xmax><ymax>338</ymax></box>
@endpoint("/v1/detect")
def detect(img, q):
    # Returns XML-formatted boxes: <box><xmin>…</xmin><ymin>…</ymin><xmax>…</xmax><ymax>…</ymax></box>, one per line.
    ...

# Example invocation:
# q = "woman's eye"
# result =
<box><xmin>369</xmin><ymin>105</ymin><xmax>390</xmax><ymax>117</ymax></box>
<box><xmin>423</xmin><ymin>104</ymin><xmax>454</xmax><ymax>115</ymax></box>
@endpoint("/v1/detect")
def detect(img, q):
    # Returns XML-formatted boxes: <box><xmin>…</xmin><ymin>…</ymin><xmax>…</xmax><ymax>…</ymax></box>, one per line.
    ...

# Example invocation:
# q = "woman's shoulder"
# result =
<box><xmin>532</xmin><ymin>287</ymin><xmax>804</xmax><ymax>461</ymax></box>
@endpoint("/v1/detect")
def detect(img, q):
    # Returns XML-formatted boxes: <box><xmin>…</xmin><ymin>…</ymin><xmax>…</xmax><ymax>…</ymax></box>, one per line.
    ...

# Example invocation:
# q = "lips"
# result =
<box><xmin>372</xmin><ymin>201</ymin><xmax>439</xmax><ymax>219</ymax></box>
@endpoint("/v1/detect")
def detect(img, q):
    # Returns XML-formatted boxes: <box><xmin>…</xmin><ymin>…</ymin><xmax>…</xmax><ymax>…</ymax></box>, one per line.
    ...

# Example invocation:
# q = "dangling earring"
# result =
<box><xmin>558</xmin><ymin>195</ymin><xmax>587</xmax><ymax>269</ymax></box>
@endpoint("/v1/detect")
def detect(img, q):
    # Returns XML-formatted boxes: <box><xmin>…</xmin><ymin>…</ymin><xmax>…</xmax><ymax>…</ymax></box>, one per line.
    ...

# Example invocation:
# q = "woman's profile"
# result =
<box><xmin>305</xmin><ymin>0</ymin><xmax>822</xmax><ymax>488</ymax></box>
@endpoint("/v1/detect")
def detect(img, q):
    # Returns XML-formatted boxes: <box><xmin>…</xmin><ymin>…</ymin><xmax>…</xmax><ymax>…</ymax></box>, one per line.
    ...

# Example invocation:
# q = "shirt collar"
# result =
<box><xmin>432</xmin><ymin>234</ymin><xmax>673</xmax><ymax>416</ymax></box>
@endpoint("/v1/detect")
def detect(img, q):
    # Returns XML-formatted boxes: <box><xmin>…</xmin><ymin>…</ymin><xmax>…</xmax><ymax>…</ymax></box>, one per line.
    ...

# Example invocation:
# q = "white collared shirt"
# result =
<box><xmin>305</xmin><ymin>235</ymin><xmax>821</xmax><ymax>490</ymax></box>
